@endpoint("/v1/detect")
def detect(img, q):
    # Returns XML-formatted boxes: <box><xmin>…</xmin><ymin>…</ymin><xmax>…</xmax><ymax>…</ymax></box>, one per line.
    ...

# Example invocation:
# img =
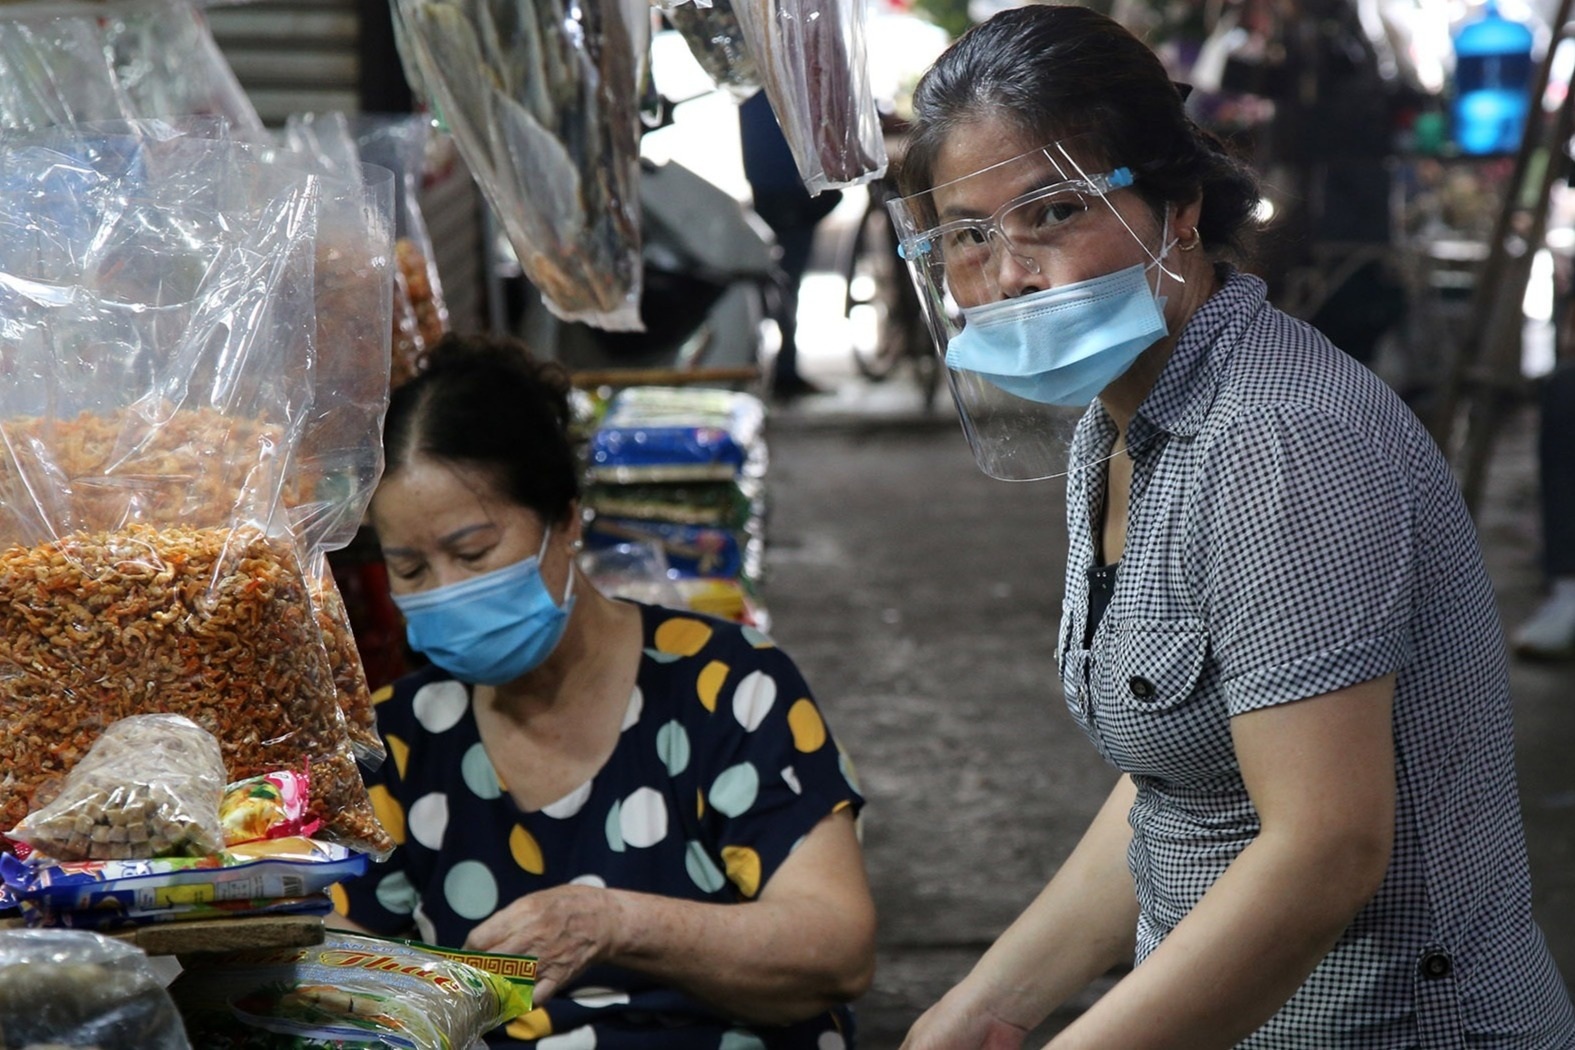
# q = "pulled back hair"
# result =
<box><xmin>898</xmin><ymin>4</ymin><xmax>1261</xmax><ymax>258</ymax></box>
<box><xmin>382</xmin><ymin>333</ymin><xmax>580</xmax><ymax>526</ymax></box>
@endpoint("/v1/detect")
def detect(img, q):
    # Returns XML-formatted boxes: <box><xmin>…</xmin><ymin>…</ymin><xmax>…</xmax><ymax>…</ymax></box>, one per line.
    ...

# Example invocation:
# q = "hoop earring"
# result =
<box><xmin>1178</xmin><ymin>228</ymin><xmax>1201</xmax><ymax>252</ymax></box>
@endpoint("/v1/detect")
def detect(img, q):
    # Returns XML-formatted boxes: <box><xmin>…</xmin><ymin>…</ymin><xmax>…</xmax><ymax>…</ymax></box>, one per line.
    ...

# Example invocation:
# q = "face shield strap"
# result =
<box><xmin>1050</xmin><ymin>145</ymin><xmax>1185</xmax><ymax>288</ymax></box>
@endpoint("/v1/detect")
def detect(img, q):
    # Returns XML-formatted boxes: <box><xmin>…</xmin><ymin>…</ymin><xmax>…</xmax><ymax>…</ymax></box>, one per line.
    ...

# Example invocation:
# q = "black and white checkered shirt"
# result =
<box><xmin>1057</xmin><ymin>269</ymin><xmax>1575</xmax><ymax>1046</ymax></box>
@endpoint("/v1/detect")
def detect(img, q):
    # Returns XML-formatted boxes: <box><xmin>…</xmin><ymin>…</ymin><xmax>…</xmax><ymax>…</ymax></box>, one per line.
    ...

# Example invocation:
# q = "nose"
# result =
<box><xmin>993</xmin><ymin>246</ymin><xmax>1050</xmax><ymax>299</ymax></box>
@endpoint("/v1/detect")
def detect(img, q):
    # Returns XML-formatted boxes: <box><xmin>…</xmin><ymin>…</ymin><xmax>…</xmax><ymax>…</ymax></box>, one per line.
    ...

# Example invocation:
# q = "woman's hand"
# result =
<box><xmin>464</xmin><ymin>883</ymin><xmax>612</xmax><ymax>1003</ymax></box>
<box><xmin>901</xmin><ymin>980</ymin><xmax>1031</xmax><ymax>1050</ymax></box>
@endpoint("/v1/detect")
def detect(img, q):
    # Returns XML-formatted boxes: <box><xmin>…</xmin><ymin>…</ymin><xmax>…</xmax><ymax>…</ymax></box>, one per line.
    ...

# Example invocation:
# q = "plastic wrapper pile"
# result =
<box><xmin>0</xmin><ymin>0</ymin><xmax>262</xmax><ymax>135</ymax></box>
<box><xmin>169</xmin><ymin>931</ymin><xmax>533</xmax><ymax>1049</ymax></box>
<box><xmin>0</xmin><ymin>121</ymin><xmax>395</xmax><ymax>860</ymax></box>
<box><xmin>0</xmin><ymin>928</ymin><xmax>192</xmax><ymax>1049</ymax></box>
<box><xmin>583</xmin><ymin>387</ymin><xmax>769</xmax><ymax>625</ymax></box>
<box><xmin>0</xmin><ymin>717</ymin><xmax>367</xmax><ymax>931</ymax></box>
<box><xmin>390</xmin><ymin>0</ymin><xmax>646</xmax><ymax>331</ymax></box>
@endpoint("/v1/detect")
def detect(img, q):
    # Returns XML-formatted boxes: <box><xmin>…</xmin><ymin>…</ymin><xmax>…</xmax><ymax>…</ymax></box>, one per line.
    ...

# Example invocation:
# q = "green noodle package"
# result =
<box><xmin>168</xmin><ymin>931</ymin><xmax>534</xmax><ymax>1049</ymax></box>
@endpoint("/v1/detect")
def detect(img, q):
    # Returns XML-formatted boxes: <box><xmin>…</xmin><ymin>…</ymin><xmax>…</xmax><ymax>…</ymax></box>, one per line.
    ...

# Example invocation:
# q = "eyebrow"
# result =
<box><xmin>936</xmin><ymin>174</ymin><xmax>1077</xmax><ymax>224</ymax></box>
<box><xmin>381</xmin><ymin>522</ymin><xmax>498</xmax><ymax>559</ymax></box>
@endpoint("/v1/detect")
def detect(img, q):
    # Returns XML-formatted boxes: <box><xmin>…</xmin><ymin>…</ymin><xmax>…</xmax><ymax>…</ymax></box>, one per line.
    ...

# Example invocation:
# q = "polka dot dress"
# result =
<box><xmin>336</xmin><ymin>603</ymin><xmax>864</xmax><ymax>1049</ymax></box>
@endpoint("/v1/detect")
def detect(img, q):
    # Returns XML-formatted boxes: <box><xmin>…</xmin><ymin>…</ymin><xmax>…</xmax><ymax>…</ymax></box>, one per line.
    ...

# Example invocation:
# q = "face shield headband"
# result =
<box><xmin>887</xmin><ymin>136</ymin><xmax>1185</xmax><ymax>481</ymax></box>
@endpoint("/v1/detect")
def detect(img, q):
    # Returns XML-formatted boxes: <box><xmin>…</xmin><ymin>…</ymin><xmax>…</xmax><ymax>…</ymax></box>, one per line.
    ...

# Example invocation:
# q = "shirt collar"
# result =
<box><xmin>1135</xmin><ymin>265</ymin><xmax>1268</xmax><ymax>438</ymax></box>
<box><xmin>1067</xmin><ymin>266</ymin><xmax>1268</xmax><ymax>466</ymax></box>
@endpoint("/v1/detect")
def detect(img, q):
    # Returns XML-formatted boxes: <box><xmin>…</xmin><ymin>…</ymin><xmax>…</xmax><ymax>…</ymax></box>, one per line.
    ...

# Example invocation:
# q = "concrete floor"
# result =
<box><xmin>754</xmin><ymin>347</ymin><xmax>1575</xmax><ymax>1046</ymax></box>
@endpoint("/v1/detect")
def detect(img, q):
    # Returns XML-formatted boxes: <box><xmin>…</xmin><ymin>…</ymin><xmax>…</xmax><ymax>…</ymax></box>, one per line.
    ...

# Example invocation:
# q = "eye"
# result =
<box><xmin>387</xmin><ymin>560</ymin><xmax>426</xmax><ymax>582</ymax></box>
<box><xmin>456</xmin><ymin>550</ymin><xmax>490</xmax><ymax>564</ymax></box>
<box><xmin>1027</xmin><ymin>198</ymin><xmax>1083</xmax><ymax>229</ymax></box>
<box><xmin>941</xmin><ymin>224</ymin><xmax>989</xmax><ymax>248</ymax></box>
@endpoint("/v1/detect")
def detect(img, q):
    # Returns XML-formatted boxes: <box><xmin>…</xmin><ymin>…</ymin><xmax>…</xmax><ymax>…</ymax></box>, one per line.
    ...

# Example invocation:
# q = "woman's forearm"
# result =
<box><xmin>1044</xmin><ymin>820</ymin><xmax>1386</xmax><ymax>1049</ymax></box>
<box><xmin>955</xmin><ymin>775</ymin><xmax>1140</xmax><ymax>1031</ymax></box>
<box><xmin>604</xmin><ymin>812</ymin><xmax>876</xmax><ymax>1025</ymax></box>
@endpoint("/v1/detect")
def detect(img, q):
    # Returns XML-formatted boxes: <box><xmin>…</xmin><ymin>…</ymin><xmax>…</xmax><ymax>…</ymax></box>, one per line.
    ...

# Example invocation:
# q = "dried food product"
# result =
<box><xmin>170</xmin><ymin>932</ymin><xmax>532</xmax><ymax>1050</ymax></box>
<box><xmin>398</xmin><ymin>237</ymin><xmax>448</xmax><ymax>352</ymax></box>
<box><xmin>305</xmin><ymin>567</ymin><xmax>383</xmax><ymax>769</ymax></box>
<box><xmin>0</xmin><ymin>524</ymin><xmax>393</xmax><ymax>858</ymax></box>
<box><xmin>0</xmin><ymin>407</ymin><xmax>296</xmax><ymax>535</ymax></box>
<box><xmin>0</xmin><ymin>928</ymin><xmax>191</xmax><ymax>1049</ymax></box>
<box><xmin>9</xmin><ymin>714</ymin><xmax>227</xmax><ymax>862</ymax></box>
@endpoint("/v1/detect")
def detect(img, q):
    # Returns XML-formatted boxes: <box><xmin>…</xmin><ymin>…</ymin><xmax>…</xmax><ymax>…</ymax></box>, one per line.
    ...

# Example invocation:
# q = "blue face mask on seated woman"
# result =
<box><xmin>391</xmin><ymin>528</ymin><xmax>576</xmax><ymax>685</ymax></box>
<box><xmin>943</xmin><ymin>258</ymin><xmax>1170</xmax><ymax>407</ymax></box>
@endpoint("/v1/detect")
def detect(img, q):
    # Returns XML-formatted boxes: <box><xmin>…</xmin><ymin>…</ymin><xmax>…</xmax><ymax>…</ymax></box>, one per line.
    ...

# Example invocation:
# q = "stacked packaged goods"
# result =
<box><xmin>582</xmin><ymin>387</ymin><xmax>770</xmax><ymax>627</ymax></box>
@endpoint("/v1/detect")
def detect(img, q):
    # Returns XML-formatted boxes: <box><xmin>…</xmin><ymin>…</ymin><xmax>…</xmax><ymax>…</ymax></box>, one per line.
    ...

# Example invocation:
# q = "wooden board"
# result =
<box><xmin>0</xmin><ymin>914</ymin><xmax>325</xmax><ymax>957</ymax></box>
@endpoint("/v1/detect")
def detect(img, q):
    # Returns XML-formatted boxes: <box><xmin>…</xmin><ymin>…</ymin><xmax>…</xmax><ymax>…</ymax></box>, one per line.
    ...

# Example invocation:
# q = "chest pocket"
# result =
<box><xmin>1097</xmin><ymin>617</ymin><xmax>1209</xmax><ymax>711</ymax></box>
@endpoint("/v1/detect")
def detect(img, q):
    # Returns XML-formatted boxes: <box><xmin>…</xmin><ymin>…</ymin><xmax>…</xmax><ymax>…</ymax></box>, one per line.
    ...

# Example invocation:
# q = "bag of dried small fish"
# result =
<box><xmin>0</xmin><ymin>124</ymin><xmax>394</xmax><ymax>860</ymax></box>
<box><xmin>390</xmin><ymin>0</ymin><xmax>645</xmax><ymax>330</ymax></box>
<box><xmin>0</xmin><ymin>928</ymin><xmax>192</xmax><ymax>1049</ymax></box>
<box><xmin>8</xmin><ymin>714</ymin><xmax>227</xmax><ymax>862</ymax></box>
<box><xmin>723</xmin><ymin>0</ymin><xmax>888</xmax><ymax>193</ymax></box>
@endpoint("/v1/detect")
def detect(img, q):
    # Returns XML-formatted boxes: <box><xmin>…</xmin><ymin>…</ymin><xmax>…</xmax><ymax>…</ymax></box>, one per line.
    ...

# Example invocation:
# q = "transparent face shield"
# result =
<box><xmin>887</xmin><ymin>136</ymin><xmax>1183</xmax><ymax>481</ymax></box>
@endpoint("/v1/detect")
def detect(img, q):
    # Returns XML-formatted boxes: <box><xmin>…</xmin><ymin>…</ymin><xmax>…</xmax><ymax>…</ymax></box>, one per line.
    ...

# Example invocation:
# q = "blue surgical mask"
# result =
<box><xmin>944</xmin><ymin>261</ymin><xmax>1169</xmax><ymax>406</ymax></box>
<box><xmin>392</xmin><ymin>529</ymin><xmax>577</xmax><ymax>685</ymax></box>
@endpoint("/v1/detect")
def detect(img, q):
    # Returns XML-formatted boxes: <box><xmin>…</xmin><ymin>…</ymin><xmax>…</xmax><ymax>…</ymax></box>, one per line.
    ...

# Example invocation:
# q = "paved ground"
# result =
<box><xmin>753</xmin><ymin>343</ymin><xmax>1575</xmax><ymax>1047</ymax></box>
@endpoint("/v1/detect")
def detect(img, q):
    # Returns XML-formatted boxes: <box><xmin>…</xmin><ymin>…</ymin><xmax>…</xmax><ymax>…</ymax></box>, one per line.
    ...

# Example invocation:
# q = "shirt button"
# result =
<box><xmin>1128</xmin><ymin>676</ymin><xmax>1156</xmax><ymax>699</ymax></box>
<box><xmin>1419</xmin><ymin>949</ymin><xmax>1452</xmax><ymax>980</ymax></box>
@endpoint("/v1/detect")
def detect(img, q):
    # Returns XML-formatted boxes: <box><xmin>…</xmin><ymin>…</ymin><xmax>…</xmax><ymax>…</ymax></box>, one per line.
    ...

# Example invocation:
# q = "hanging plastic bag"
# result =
<box><xmin>9</xmin><ymin>714</ymin><xmax>228</xmax><ymax>863</ymax></box>
<box><xmin>284</xmin><ymin>111</ymin><xmax>451</xmax><ymax>387</ymax></box>
<box><xmin>663</xmin><ymin>0</ymin><xmax>762</xmax><ymax>97</ymax></box>
<box><xmin>0</xmin><ymin>0</ymin><xmax>262</xmax><ymax>135</ymax></box>
<box><xmin>726</xmin><ymin>0</ymin><xmax>886</xmax><ymax>194</ymax></box>
<box><xmin>391</xmin><ymin>0</ymin><xmax>645</xmax><ymax>330</ymax></box>
<box><xmin>0</xmin><ymin>928</ymin><xmax>192</xmax><ymax>1049</ymax></box>
<box><xmin>0</xmin><ymin>123</ymin><xmax>393</xmax><ymax>859</ymax></box>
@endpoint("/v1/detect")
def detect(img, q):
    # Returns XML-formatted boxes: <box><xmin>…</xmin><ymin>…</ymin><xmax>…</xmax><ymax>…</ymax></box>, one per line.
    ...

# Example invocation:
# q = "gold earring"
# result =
<box><xmin>1179</xmin><ymin>228</ymin><xmax>1201</xmax><ymax>252</ymax></box>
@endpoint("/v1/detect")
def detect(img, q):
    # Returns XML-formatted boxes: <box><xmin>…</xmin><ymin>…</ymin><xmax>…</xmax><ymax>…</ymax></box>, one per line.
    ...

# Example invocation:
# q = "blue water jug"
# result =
<box><xmin>1451</xmin><ymin>0</ymin><xmax>1536</xmax><ymax>155</ymax></box>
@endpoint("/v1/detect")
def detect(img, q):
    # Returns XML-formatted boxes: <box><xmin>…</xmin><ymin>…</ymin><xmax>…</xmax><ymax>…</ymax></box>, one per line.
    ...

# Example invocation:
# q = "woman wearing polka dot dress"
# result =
<box><xmin>329</xmin><ymin>334</ymin><xmax>876</xmax><ymax>1048</ymax></box>
<box><xmin>884</xmin><ymin>6</ymin><xmax>1575</xmax><ymax>1048</ymax></box>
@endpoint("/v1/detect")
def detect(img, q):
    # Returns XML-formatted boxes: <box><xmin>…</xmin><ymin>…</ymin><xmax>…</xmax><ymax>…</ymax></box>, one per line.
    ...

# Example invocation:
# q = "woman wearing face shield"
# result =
<box><xmin>890</xmin><ymin>6</ymin><xmax>1574</xmax><ymax>1049</ymax></box>
<box><xmin>327</xmin><ymin>334</ymin><xmax>876</xmax><ymax>1048</ymax></box>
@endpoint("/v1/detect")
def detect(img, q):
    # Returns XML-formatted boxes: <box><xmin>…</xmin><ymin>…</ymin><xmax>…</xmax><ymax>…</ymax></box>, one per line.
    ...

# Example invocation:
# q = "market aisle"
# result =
<box><xmin>758</xmin><ymin>390</ymin><xmax>1575</xmax><ymax>1047</ymax></box>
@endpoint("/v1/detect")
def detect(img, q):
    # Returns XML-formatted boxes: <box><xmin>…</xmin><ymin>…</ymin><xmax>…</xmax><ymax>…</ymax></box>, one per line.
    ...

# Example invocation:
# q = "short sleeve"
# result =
<box><xmin>332</xmin><ymin>684</ymin><xmax>421</xmax><ymax>935</ymax></box>
<box><xmin>684</xmin><ymin>635</ymin><xmax>863</xmax><ymax>900</ymax></box>
<box><xmin>1188</xmin><ymin>402</ymin><xmax>1416</xmax><ymax>716</ymax></box>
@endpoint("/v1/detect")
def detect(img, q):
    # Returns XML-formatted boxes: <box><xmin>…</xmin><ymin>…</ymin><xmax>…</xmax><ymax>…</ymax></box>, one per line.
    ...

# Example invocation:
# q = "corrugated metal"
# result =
<box><xmin>421</xmin><ymin>156</ymin><xmax>486</xmax><ymax>335</ymax></box>
<box><xmin>205</xmin><ymin>1</ymin><xmax>360</xmax><ymax>127</ymax></box>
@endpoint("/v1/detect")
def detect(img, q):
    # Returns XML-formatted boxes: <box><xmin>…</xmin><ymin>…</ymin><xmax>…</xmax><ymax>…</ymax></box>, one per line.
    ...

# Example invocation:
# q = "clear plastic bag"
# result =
<box><xmin>0</xmin><ymin>0</ymin><xmax>262</xmax><ymax>135</ymax></box>
<box><xmin>9</xmin><ymin>714</ymin><xmax>227</xmax><ymax>862</ymax></box>
<box><xmin>0</xmin><ymin>927</ymin><xmax>192</xmax><ymax>1049</ymax></box>
<box><xmin>725</xmin><ymin>0</ymin><xmax>887</xmax><ymax>194</ymax></box>
<box><xmin>169</xmin><ymin>931</ymin><xmax>532</xmax><ymax>1050</ymax></box>
<box><xmin>284</xmin><ymin>111</ymin><xmax>451</xmax><ymax>387</ymax></box>
<box><xmin>0</xmin><ymin>123</ymin><xmax>394</xmax><ymax>859</ymax></box>
<box><xmin>391</xmin><ymin>0</ymin><xmax>645</xmax><ymax>330</ymax></box>
<box><xmin>665</xmin><ymin>0</ymin><xmax>762</xmax><ymax>97</ymax></box>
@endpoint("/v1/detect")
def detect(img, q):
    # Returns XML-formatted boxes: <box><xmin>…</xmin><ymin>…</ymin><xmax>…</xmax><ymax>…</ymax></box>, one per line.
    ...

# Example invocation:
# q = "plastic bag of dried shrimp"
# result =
<box><xmin>0</xmin><ymin>121</ymin><xmax>395</xmax><ymax>859</ymax></box>
<box><xmin>284</xmin><ymin>111</ymin><xmax>450</xmax><ymax>388</ymax></box>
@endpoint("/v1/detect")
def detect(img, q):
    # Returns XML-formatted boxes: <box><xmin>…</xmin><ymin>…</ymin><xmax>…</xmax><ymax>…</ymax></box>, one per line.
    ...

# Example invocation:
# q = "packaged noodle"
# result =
<box><xmin>221</xmin><ymin>771</ymin><xmax>319</xmax><ymax>847</ymax></box>
<box><xmin>169</xmin><ymin>931</ymin><xmax>533</xmax><ymax>1050</ymax></box>
<box><xmin>8</xmin><ymin>714</ymin><xmax>227</xmax><ymax>862</ymax></box>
